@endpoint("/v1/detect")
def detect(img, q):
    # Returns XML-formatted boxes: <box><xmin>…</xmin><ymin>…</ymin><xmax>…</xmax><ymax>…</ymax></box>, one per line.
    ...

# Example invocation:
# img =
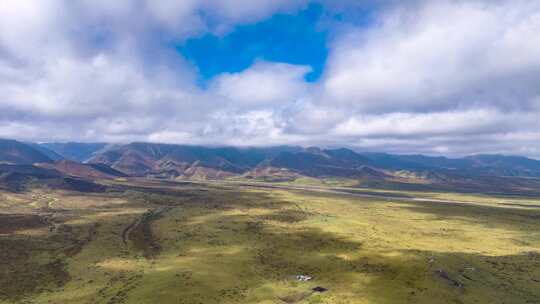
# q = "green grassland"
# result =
<box><xmin>0</xmin><ymin>180</ymin><xmax>539</xmax><ymax>304</ymax></box>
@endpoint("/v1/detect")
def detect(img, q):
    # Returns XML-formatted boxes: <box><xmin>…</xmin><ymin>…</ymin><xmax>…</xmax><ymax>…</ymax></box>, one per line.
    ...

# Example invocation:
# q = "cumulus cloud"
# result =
<box><xmin>331</xmin><ymin>109</ymin><xmax>540</xmax><ymax>137</ymax></box>
<box><xmin>323</xmin><ymin>0</ymin><xmax>540</xmax><ymax>112</ymax></box>
<box><xmin>0</xmin><ymin>0</ymin><xmax>305</xmax><ymax>141</ymax></box>
<box><xmin>312</xmin><ymin>0</ymin><xmax>540</xmax><ymax>157</ymax></box>
<box><xmin>0</xmin><ymin>0</ymin><xmax>540</xmax><ymax>158</ymax></box>
<box><xmin>211</xmin><ymin>62</ymin><xmax>311</xmax><ymax>106</ymax></box>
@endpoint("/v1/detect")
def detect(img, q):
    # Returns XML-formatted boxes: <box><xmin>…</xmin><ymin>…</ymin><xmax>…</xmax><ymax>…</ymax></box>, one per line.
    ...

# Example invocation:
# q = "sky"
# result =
<box><xmin>1</xmin><ymin>0</ymin><xmax>540</xmax><ymax>158</ymax></box>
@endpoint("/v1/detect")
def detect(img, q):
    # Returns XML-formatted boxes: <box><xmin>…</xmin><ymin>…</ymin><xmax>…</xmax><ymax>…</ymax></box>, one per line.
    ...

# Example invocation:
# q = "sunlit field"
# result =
<box><xmin>1</xmin><ymin>179</ymin><xmax>539</xmax><ymax>304</ymax></box>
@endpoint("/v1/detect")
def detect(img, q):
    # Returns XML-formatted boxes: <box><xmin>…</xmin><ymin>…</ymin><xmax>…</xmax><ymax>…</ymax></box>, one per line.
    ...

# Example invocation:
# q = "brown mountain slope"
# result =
<box><xmin>0</xmin><ymin>139</ymin><xmax>53</xmax><ymax>165</ymax></box>
<box><xmin>36</xmin><ymin>160</ymin><xmax>126</xmax><ymax>180</ymax></box>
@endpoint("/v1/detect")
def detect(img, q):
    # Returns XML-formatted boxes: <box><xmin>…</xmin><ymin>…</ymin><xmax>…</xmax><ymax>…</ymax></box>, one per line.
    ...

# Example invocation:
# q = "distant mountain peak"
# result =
<box><xmin>2</xmin><ymin>140</ymin><xmax>540</xmax><ymax>181</ymax></box>
<box><xmin>0</xmin><ymin>139</ymin><xmax>53</xmax><ymax>165</ymax></box>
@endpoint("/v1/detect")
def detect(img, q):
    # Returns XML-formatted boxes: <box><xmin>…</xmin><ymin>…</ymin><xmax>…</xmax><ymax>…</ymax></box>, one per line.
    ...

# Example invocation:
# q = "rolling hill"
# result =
<box><xmin>36</xmin><ymin>160</ymin><xmax>127</xmax><ymax>180</ymax></box>
<box><xmin>84</xmin><ymin>142</ymin><xmax>540</xmax><ymax>179</ymax></box>
<box><xmin>2</xmin><ymin>140</ymin><xmax>540</xmax><ymax>194</ymax></box>
<box><xmin>0</xmin><ymin>164</ymin><xmax>106</xmax><ymax>192</ymax></box>
<box><xmin>38</xmin><ymin>142</ymin><xmax>108</xmax><ymax>162</ymax></box>
<box><xmin>0</xmin><ymin>139</ymin><xmax>53</xmax><ymax>165</ymax></box>
<box><xmin>87</xmin><ymin>143</ymin><xmax>303</xmax><ymax>177</ymax></box>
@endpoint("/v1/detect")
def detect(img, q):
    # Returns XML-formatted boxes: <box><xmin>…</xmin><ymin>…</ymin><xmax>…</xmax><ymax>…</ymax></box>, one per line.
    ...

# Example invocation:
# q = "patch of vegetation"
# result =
<box><xmin>0</xmin><ymin>180</ymin><xmax>538</xmax><ymax>303</ymax></box>
<box><xmin>126</xmin><ymin>207</ymin><xmax>172</xmax><ymax>259</ymax></box>
<box><xmin>0</xmin><ymin>239</ymin><xmax>70</xmax><ymax>302</ymax></box>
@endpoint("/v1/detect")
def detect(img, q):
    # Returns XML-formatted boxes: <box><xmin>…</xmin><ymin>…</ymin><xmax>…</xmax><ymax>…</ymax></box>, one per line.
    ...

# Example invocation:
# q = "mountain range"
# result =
<box><xmin>1</xmin><ymin>138</ymin><xmax>540</xmax><ymax>194</ymax></box>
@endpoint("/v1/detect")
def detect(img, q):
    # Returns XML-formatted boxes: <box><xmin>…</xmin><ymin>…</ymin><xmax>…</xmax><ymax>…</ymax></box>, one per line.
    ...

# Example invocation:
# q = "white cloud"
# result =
<box><xmin>322</xmin><ymin>0</ymin><xmax>540</xmax><ymax>112</ymax></box>
<box><xmin>0</xmin><ymin>0</ymin><xmax>66</xmax><ymax>61</ymax></box>
<box><xmin>0</xmin><ymin>52</ymin><xmax>198</xmax><ymax>118</ymax></box>
<box><xmin>1</xmin><ymin>0</ymin><xmax>540</xmax><ymax>158</ymax></box>
<box><xmin>211</xmin><ymin>62</ymin><xmax>311</xmax><ymax>106</ymax></box>
<box><xmin>143</xmin><ymin>0</ymin><xmax>204</xmax><ymax>34</ymax></box>
<box><xmin>0</xmin><ymin>0</ymin><xmax>307</xmax><ymax>144</ymax></box>
<box><xmin>207</xmin><ymin>0</ymin><xmax>306</xmax><ymax>23</ymax></box>
<box><xmin>331</xmin><ymin>109</ymin><xmax>509</xmax><ymax>137</ymax></box>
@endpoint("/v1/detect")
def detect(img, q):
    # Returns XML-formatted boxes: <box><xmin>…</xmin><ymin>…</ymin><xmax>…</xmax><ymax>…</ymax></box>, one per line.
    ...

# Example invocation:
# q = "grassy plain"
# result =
<box><xmin>0</xmin><ymin>179</ymin><xmax>539</xmax><ymax>304</ymax></box>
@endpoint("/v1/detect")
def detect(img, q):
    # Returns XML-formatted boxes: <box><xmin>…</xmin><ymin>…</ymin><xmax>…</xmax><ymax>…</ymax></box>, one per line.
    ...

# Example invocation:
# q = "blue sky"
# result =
<box><xmin>175</xmin><ymin>2</ymin><xmax>379</xmax><ymax>83</ymax></box>
<box><xmin>1</xmin><ymin>0</ymin><xmax>540</xmax><ymax>157</ymax></box>
<box><xmin>177</xmin><ymin>3</ymin><xmax>329</xmax><ymax>82</ymax></box>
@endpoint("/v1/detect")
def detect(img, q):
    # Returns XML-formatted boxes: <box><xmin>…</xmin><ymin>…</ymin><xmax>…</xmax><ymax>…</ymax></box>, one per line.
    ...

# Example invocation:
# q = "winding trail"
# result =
<box><xmin>122</xmin><ymin>214</ymin><xmax>145</xmax><ymax>245</ymax></box>
<box><xmin>121</xmin><ymin>206</ymin><xmax>174</xmax><ymax>258</ymax></box>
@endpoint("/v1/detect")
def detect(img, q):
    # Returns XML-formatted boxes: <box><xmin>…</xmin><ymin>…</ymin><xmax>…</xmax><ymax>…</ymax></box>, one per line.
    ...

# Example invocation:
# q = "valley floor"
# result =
<box><xmin>0</xmin><ymin>179</ymin><xmax>539</xmax><ymax>304</ymax></box>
